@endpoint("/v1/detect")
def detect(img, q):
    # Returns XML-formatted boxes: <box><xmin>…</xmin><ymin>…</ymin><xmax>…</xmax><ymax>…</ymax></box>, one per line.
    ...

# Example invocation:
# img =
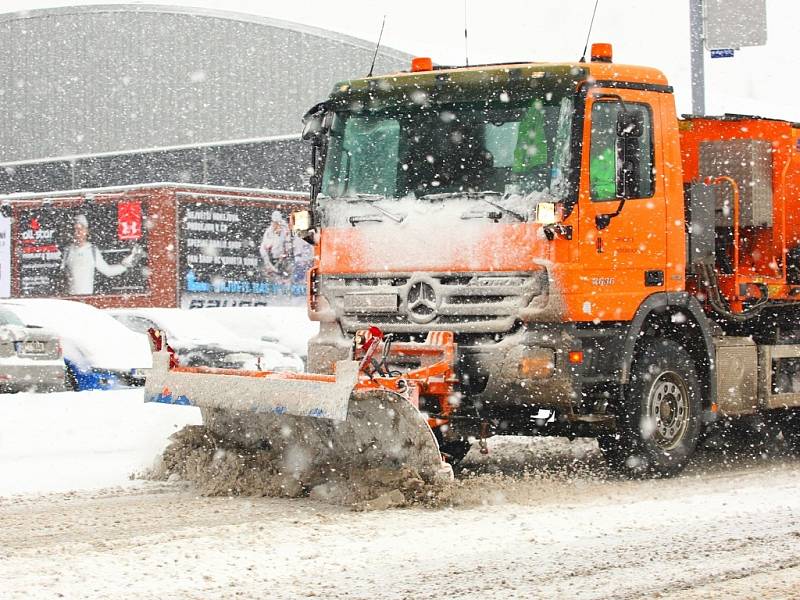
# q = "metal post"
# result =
<box><xmin>690</xmin><ymin>0</ymin><xmax>705</xmax><ymax>115</ymax></box>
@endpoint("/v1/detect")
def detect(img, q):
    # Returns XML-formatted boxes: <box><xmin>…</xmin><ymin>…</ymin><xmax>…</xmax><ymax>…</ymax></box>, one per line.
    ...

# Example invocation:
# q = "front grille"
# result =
<box><xmin>449</xmin><ymin>294</ymin><xmax>506</xmax><ymax>304</ymax></box>
<box><xmin>320</xmin><ymin>272</ymin><xmax>544</xmax><ymax>334</ymax></box>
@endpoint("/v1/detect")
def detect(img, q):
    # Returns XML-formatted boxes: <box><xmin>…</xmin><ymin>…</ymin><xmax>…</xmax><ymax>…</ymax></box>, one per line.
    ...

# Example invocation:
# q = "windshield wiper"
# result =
<box><xmin>420</xmin><ymin>191</ymin><xmax>526</xmax><ymax>222</ymax></box>
<box><xmin>419</xmin><ymin>190</ymin><xmax>502</xmax><ymax>201</ymax></box>
<box><xmin>341</xmin><ymin>193</ymin><xmax>405</xmax><ymax>224</ymax></box>
<box><xmin>478</xmin><ymin>196</ymin><xmax>526</xmax><ymax>222</ymax></box>
<box><xmin>349</xmin><ymin>215</ymin><xmax>384</xmax><ymax>226</ymax></box>
<box><xmin>460</xmin><ymin>210</ymin><xmax>503</xmax><ymax>221</ymax></box>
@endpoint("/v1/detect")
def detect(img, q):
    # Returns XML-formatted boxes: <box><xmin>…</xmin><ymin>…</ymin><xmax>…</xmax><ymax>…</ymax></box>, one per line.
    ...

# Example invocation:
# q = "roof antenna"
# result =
<box><xmin>579</xmin><ymin>0</ymin><xmax>601</xmax><ymax>63</ymax></box>
<box><xmin>367</xmin><ymin>15</ymin><xmax>386</xmax><ymax>77</ymax></box>
<box><xmin>464</xmin><ymin>0</ymin><xmax>469</xmax><ymax>66</ymax></box>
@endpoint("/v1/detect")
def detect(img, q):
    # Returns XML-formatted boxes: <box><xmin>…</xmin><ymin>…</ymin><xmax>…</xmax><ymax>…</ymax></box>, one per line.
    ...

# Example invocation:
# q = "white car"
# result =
<box><xmin>0</xmin><ymin>299</ymin><xmax>150</xmax><ymax>391</ymax></box>
<box><xmin>109</xmin><ymin>307</ymin><xmax>303</xmax><ymax>372</ymax></box>
<box><xmin>196</xmin><ymin>306</ymin><xmax>318</xmax><ymax>363</ymax></box>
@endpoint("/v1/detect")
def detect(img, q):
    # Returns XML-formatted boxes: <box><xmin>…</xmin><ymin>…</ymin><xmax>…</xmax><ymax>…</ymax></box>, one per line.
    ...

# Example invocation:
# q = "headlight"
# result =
<box><xmin>534</xmin><ymin>202</ymin><xmax>558</xmax><ymax>225</ymax></box>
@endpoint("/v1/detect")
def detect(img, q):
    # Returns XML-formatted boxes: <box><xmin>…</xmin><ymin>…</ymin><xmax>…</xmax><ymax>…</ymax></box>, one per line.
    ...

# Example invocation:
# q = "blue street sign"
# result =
<box><xmin>710</xmin><ymin>48</ymin><xmax>735</xmax><ymax>58</ymax></box>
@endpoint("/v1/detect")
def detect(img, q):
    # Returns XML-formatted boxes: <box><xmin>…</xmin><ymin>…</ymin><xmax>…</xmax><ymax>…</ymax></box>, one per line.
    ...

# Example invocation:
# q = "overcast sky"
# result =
<box><xmin>2</xmin><ymin>1</ymin><xmax>797</xmax><ymax>120</ymax></box>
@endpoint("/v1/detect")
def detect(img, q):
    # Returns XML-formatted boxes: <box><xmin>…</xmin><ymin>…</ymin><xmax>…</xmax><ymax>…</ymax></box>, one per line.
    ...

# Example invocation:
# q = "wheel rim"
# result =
<box><xmin>646</xmin><ymin>371</ymin><xmax>689</xmax><ymax>450</ymax></box>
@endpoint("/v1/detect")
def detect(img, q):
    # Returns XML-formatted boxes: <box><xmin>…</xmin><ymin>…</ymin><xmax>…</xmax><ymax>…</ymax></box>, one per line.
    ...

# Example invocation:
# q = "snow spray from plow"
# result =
<box><xmin>145</xmin><ymin>328</ymin><xmax>456</xmax><ymax>487</ymax></box>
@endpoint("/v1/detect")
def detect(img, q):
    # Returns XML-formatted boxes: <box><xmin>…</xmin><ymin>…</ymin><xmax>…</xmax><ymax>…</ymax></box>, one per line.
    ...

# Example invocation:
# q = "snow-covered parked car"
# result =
<box><xmin>0</xmin><ymin>299</ymin><xmax>150</xmax><ymax>391</ymax></box>
<box><xmin>0</xmin><ymin>306</ymin><xmax>65</xmax><ymax>392</ymax></box>
<box><xmin>197</xmin><ymin>306</ymin><xmax>318</xmax><ymax>364</ymax></box>
<box><xmin>109</xmin><ymin>307</ymin><xmax>303</xmax><ymax>372</ymax></box>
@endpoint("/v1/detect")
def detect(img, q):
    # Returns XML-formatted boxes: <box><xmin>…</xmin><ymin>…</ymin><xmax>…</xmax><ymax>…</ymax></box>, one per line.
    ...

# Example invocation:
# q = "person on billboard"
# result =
<box><xmin>259</xmin><ymin>210</ymin><xmax>293</xmax><ymax>279</ymax></box>
<box><xmin>60</xmin><ymin>214</ymin><xmax>143</xmax><ymax>295</ymax></box>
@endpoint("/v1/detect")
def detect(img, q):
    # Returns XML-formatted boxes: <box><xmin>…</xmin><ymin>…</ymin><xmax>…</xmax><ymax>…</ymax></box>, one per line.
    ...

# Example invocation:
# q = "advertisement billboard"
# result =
<box><xmin>178</xmin><ymin>200</ymin><xmax>312</xmax><ymax>308</ymax></box>
<box><xmin>16</xmin><ymin>200</ymin><xmax>148</xmax><ymax>297</ymax></box>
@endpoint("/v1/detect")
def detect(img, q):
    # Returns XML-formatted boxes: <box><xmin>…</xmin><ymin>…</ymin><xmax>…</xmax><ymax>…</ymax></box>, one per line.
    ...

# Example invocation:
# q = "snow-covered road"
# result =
<box><xmin>2</xmin><ymin>390</ymin><xmax>800</xmax><ymax>599</ymax></box>
<box><xmin>2</xmin><ymin>460</ymin><xmax>800</xmax><ymax>599</ymax></box>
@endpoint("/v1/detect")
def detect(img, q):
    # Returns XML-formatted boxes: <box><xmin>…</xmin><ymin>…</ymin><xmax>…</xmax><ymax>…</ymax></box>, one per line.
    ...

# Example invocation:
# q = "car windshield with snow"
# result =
<box><xmin>110</xmin><ymin>308</ymin><xmax>303</xmax><ymax>372</ymax></box>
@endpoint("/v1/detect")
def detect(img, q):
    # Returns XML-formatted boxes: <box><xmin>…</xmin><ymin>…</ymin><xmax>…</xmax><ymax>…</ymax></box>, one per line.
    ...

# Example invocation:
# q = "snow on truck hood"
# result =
<box><xmin>0</xmin><ymin>299</ymin><xmax>151</xmax><ymax>371</ymax></box>
<box><xmin>317</xmin><ymin>194</ymin><xmax>551</xmax><ymax>274</ymax></box>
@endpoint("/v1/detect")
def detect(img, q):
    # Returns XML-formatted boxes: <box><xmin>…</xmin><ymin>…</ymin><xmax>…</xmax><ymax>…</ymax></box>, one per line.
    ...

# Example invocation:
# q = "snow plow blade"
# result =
<box><xmin>145</xmin><ymin>350</ymin><xmax>359</xmax><ymax>421</ymax></box>
<box><xmin>144</xmin><ymin>329</ymin><xmax>458</xmax><ymax>486</ymax></box>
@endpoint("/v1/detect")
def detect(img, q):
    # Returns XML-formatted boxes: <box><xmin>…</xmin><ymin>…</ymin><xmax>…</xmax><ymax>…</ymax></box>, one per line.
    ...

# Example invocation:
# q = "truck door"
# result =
<box><xmin>577</xmin><ymin>91</ymin><xmax>666</xmax><ymax>321</ymax></box>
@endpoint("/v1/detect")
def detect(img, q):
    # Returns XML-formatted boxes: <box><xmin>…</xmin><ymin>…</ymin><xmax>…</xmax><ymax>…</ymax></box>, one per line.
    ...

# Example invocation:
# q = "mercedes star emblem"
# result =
<box><xmin>407</xmin><ymin>280</ymin><xmax>437</xmax><ymax>323</ymax></box>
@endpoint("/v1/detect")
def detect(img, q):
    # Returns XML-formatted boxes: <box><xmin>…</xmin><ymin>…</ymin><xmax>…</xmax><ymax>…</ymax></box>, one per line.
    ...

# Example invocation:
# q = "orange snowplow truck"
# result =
<box><xmin>291</xmin><ymin>44</ymin><xmax>800</xmax><ymax>474</ymax></box>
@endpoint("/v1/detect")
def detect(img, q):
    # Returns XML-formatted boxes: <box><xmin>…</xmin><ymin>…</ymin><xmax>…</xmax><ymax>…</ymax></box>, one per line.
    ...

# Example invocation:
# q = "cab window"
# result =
<box><xmin>590</xmin><ymin>101</ymin><xmax>654</xmax><ymax>201</ymax></box>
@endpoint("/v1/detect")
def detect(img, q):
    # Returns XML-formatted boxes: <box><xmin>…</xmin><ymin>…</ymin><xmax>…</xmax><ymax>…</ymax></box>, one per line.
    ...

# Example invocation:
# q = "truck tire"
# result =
<box><xmin>600</xmin><ymin>338</ymin><xmax>702</xmax><ymax>477</ymax></box>
<box><xmin>434</xmin><ymin>429</ymin><xmax>471</xmax><ymax>465</ymax></box>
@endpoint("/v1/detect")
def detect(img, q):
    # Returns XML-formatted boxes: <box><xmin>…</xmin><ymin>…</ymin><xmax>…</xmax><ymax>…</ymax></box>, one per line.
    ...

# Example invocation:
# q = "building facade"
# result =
<box><xmin>0</xmin><ymin>4</ymin><xmax>410</xmax><ymax>191</ymax></box>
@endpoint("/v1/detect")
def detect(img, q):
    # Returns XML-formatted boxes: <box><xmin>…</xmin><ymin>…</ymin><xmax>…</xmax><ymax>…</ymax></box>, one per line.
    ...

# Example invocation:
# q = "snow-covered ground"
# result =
<box><xmin>0</xmin><ymin>389</ymin><xmax>201</xmax><ymax>495</ymax></box>
<box><xmin>2</xmin><ymin>389</ymin><xmax>800</xmax><ymax>598</ymax></box>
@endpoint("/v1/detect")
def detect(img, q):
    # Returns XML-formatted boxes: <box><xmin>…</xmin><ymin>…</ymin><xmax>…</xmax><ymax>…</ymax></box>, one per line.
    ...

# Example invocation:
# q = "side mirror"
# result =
<box><xmin>301</xmin><ymin>116</ymin><xmax>324</xmax><ymax>143</ymax></box>
<box><xmin>616</xmin><ymin>139</ymin><xmax>640</xmax><ymax>199</ymax></box>
<box><xmin>593</xmin><ymin>104</ymin><xmax>644</xmax><ymax>230</ymax></box>
<box><xmin>301</xmin><ymin>102</ymin><xmax>332</xmax><ymax>145</ymax></box>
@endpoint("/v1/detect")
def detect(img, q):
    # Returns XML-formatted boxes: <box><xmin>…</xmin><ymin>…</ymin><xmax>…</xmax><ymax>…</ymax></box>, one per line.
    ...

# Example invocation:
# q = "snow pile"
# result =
<box><xmin>1</xmin><ymin>387</ymin><xmax>606</xmax><ymax>508</ymax></box>
<box><xmin>1</xmin><ymin>385</ymin><xmax>790</xmax><ymax>514</ymax></box>
<box><xmin>152</xmin><ymin>424</ymin><xmax>447</xmax><ymax>509</ymax></box>
<box><xmin>151</xmin><ymin>425</ymin><xmax>608</xmax><ymax>510</ymax></box>
<box><xmin>0</xmin><ymin>389</ymin><xmax>201</xmax><ymax>495</ymax></box>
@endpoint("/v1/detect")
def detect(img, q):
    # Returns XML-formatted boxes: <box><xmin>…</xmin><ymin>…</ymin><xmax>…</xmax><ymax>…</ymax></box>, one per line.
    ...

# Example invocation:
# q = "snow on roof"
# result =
<box><xmin>0</xmin><ymin>182</ymin><xmax>309</xmax><ymax>202</ymax></box>
<box><xmin>0</xmin><ymin>4</ymin><xmax>411</xmax><ymax>61</ymax></box>
<box><xmin>0</xmin><ymin>133</ymin><xmax>300</xmax><ymax>169</ymax></box>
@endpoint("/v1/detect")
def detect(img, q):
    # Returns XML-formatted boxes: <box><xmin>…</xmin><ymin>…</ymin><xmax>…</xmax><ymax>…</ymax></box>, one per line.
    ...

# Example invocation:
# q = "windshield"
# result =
<box><xmin>321</xmin><ymin>94</ymin><xmax>575</xmax><ymax>200</ymax></box>
<box><xmin>0</xmin><ymin>308</ymin><xmax>25</xmax><ymax>327</ymax></box>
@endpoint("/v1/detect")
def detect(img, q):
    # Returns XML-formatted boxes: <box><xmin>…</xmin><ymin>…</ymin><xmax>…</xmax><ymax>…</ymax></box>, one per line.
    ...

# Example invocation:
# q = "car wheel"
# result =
<box><xmin>601</xmin><ymin>338</ymin><xmax>703</xmax><ymax>477</ymax></box>
<box><xmin>65</xmin><ymin>366</ymin><xmax>80</xmax><ymax>392</ymax></box>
